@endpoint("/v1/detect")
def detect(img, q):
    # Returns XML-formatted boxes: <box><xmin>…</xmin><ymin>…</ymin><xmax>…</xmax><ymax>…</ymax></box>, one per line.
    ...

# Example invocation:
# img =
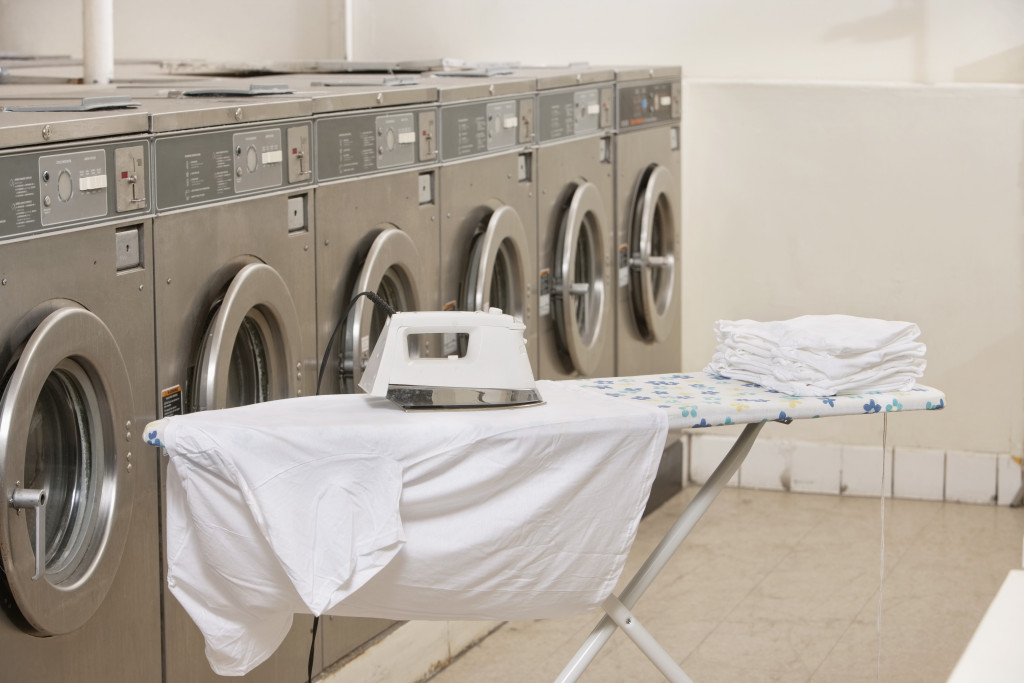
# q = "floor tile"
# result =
<box><xmin>427</xmin><ymin>488</ymin><xmax>1024</xmax><ymax>683</ymax></box>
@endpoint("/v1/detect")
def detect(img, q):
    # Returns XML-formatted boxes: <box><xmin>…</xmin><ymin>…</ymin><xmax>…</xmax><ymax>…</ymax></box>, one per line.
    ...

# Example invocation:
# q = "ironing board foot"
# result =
<box><xmin>555</xmin><ymin>422</ymin><xmax>765</xmax><ymax>681</ymax></box>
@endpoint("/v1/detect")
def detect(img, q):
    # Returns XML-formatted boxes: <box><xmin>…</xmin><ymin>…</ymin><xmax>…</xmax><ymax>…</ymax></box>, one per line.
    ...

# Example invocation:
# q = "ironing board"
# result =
<box><xmin>144</xmin><ymin>372</ymin><xmax>945</xmax><ymax>681</ymax></box>
<box><xmin>559</xmin><ymin>372</ymin><xmax>946</xmax><ymax>682</ymax></box>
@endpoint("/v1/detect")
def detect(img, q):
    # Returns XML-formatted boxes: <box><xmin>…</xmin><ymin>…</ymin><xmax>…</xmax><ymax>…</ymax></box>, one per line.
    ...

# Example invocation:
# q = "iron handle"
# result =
<box><xmin>10</xmin><ymin>487</ymin><xmax>46</xmax><ymax>580</ymax></box>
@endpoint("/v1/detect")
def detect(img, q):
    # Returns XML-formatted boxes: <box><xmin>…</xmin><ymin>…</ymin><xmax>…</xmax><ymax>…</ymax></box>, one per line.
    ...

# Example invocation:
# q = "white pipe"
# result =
<box><xmin>82</xmin><ymin>0</ymin><xmax>114</xmax><ymax>84</ymax></box>
<box><xmin>327</xmin><ymin>0</ymin><xmax>345</xmax><ymax>60</ymax></box>
<box><xmin>345</xmin><ymin>0</ymin><xmax>354</xmax><ymax>61</ymax></box>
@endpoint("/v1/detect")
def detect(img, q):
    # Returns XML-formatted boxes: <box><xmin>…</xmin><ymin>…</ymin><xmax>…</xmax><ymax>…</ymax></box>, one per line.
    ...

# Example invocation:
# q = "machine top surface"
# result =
<box><xmin>509</xmin><ymin>65</ymin><xmax>615</xmax><ymax>90</ymax></box>
<box><xmin>118</xmin><ymin>87</ymin><xmax>313</xmax><ymax>134</ymax></box>
<box><xmin>610</xmin><ymin>65</ymin><xmax>682</xmax><ymax>82</ymax></box>
<box><xmin>0</xmin><ymin>104</ymin><xmax>149</xmax><ymax>149</ymax></box>
<box><xmin>428</xmin><ymin>72</ymin><xmax>537</xmax><ymax>104</ymax></box>
<box><xmin>243</xmin><ymin>73</ymin><xmax>438</xmax><ymax>114</ymax></box>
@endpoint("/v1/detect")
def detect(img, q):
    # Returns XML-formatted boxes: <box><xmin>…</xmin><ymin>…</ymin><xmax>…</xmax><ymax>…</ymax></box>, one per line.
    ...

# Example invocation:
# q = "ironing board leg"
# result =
<box><xmin>554</xmin><ymin>422</ymin><xmax>765</xmax><ymax>682</ymax></box>
<box><xmin>601</xmin><ymin>595</ymin><xmax>693</xmax><ymax>683</ymax></box>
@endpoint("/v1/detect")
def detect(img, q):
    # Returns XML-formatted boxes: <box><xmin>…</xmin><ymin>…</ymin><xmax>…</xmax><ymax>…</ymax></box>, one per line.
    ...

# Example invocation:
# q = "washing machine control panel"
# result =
<box><xmin>154</xmin><ymin>122</ymin><xmax>312</xmax><ymax>210</ymax></box>
<box><xmin>617</xmin><ymin>80</ymin><xmax>682</xmax><ymax>130</ymax></box>
<box><xmin>537</xmin><ymin>86</ymin><xmax>614</xmax><ymax>142</ymax></box>
<box><xmin>316</xmin><ymin>107</ymin><xmax>437</xmax><ymax>181</ymax></box>
<box><xmin>0</xmin><ymin>139</ymin><xmax>150</xmax><ymax>238</ymax></box>
<box><xmin>438</xmin><ymin>96</ymin><xmax>535</xmax><ymax>161</ymax></box>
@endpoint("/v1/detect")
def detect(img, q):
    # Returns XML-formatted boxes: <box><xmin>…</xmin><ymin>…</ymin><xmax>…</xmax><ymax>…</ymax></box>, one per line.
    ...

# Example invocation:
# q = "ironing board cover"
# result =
<box><xmin>568</xmin><ymin>372</ymin><xmax>946</xmax><ymax>430</ymax></box>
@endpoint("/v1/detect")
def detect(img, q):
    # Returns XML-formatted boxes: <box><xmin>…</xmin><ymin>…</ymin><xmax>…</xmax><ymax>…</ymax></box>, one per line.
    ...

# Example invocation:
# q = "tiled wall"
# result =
<box><xmin>690</xmin><ymin>434</ymin><xmax>1021</xmax><ymax>506</ymax></box>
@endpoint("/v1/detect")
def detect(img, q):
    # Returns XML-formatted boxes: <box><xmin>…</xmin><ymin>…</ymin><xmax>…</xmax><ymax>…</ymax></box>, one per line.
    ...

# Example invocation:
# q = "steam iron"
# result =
<box><xmin>359</xmin><ymin>308</ymin><xmax>543</xmax><ymax>410</ymax></box>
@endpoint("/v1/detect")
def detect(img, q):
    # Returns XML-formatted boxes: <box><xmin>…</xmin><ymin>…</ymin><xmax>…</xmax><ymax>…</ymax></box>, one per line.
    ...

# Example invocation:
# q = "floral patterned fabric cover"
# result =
<box><xmin>145</xmin><ymin>372</ymin><xmax>946</xmax><ymax>448</ymax></box>
<box><xmin>568</xmin><ymin>372</ymin><xmax>945</xmax><ymax>430</ymax></box>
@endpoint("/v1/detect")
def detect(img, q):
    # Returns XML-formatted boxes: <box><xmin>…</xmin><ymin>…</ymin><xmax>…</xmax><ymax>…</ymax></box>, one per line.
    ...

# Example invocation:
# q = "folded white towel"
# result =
<box><xmin>705</xmin><ymin>314</ymin><xmax>926</xmax><ymax>396</ymax></box>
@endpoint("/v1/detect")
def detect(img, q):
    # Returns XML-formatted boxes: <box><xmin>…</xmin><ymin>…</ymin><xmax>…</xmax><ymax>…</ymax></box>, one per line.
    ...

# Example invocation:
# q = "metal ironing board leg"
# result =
<box><xmin>555</xmin><ymin>422</ymin><xmax>765</xmax><ymax>682</ymax></box>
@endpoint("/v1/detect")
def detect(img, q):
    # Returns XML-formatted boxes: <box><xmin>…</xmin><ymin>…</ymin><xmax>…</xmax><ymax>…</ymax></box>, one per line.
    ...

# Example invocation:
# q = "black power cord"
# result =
<box><xmin>308</xmin><ymin>290</ymin><xmax>397</xmax><ymax>683</ymax></box>
<box><xmin>315</xmin><ymin>290</ymin><xmax>397</xmax><ymax>397</ymax></box>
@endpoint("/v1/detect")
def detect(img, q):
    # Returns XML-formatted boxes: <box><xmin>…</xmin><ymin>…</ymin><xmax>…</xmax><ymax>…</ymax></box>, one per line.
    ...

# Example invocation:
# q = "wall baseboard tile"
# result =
<box><xmin>997</xmin><ymin>454</ymin><xmax>1022</xmax><ymax>506</ymax></box>
<box><xmin>893</xmin><ymin>447</ymin><xmax>946</xmax><ymax>501</ymax></box>
<box><xmin>687</xmin><ymin>435</ymin><xmax>1011</xmax><ymax>507</ymax></box>
<box><xmin>946</xmin><ymin>450</ymin><xmax>998</xmax><ymax>504</ymax></box>
<box><xmin>320</xmin><ymin>620</ymin><xmax>501</xmax><ymax>683</ymax></box>
<box><xmin>840</xmin><ymin>444</ymin><xmax>893</xmax><ymax>498</ymax></box>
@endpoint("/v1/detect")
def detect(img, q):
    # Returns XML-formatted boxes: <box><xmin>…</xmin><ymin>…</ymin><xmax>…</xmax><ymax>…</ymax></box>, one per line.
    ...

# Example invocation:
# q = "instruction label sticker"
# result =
<box><xmin>161</xmin><ymin>385</ymin><xmax>183</xmax><ymax>417</ymax></box>
<box><xmin>618</xmin><ymin>244</ymin><xmax>630</xmax><ymax>288</ymax></box>
<box><xmin>539</xmin><ymin>268</ymin><xmax>552</xmax><ymax>317</ymax></box>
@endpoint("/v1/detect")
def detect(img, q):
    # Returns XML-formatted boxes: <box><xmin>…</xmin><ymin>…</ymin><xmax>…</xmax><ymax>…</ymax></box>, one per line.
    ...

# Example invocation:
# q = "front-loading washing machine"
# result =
<box><xmin>145</xmin><ymin>91</ymin><xmax>323</xmax><ymax>683</ymax></box>
<box><xmin>264</xmin><ymin>73</ymin><xmax>442</xmax><ymax>668</ymax></box>
<box><xmin>432</xmin><ymin>72</ymin><xmax>539</xmax><ymax>370</ymax></box>
<box><xmin>266</xmin><ymin>75</ymin><xmax>441</xmax><ymax>397</ymax></box>
<box><xmin>613</xmin><ymin>66</ymin><xmax>684</xmax><ymax>511</ymax></box>
<box><xmin>613</xmin><ymin>66</ymin><xmax>683</xmax><ymax>376</ymax></box>
<box><xmin>0</xmin><ymin>104</ymin><xmax>161</xmax><ymax>681</ymax></box>
<box><xmin>523</xmin><ymin>66</ymin><xmax>617</xmax><ymax>380</ymax></box>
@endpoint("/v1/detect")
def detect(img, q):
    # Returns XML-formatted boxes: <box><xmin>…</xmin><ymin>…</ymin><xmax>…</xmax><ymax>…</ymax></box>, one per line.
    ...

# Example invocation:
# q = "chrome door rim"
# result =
<box><xmin>0</xmin><ymin>306</ymin><xmax>133</xmax><ymax>635</ymax></box>
<box><xmin>343</xmin><ymin>226</ymin><xmax>422</xmax><ymax>392</ymax></box>
<box><xmin>554</xmin><ymin>181</ymin><xmax>609</xmax><ymax>376</ymax></box>
<box><xmin>462</xmin><ymin>204</ymin><xmax>529</xmax><ymax>320</ymax></box>
<box><xmin>630</xmin><ymin>164</ymin><xmax>677</xmax><ymax>342</ymax></box>
<box><xmin>193</xmin><ymin>263</ymin><xmax>303</xmax><ymax>411</ymax></box>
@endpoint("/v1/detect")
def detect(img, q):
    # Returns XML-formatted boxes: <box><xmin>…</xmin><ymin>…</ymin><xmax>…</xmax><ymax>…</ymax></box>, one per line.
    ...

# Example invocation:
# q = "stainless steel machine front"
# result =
<box><xmin>432</xmin><ymin>72</ymin><xmax>540</xmax><ymax>372</ymax></box>
<box><xmin>294</xmin><ymin>73</ymin><xmax>441</xmax><ymax>665</ymax></box>
<box><xmin>304</xmin><ymin>76</ymin><xmax>441</xmax><ymax>396</ymax></box>
<box><xmin>612</xmin><ymin>67</ymin><xmax>684</xmax><ymax>512</ymax></box>
<box><xmin>0</xmin><ymin>104</ymin><xmax>161</xmax><ymax>681</ymax></box>
<box><xmin>614</xmin><ymin>67</ymin><xmax>683</xmax><ymax>376</ymax></box>
<box><xmin>527</xmin><ymin>66</ymin><xmax>616</xmax><ymax>380</ymax></box>
<box><xmin>147</xmin><ymin>91</ymin><xmax>322</xmax><ymax>683</ymax></box>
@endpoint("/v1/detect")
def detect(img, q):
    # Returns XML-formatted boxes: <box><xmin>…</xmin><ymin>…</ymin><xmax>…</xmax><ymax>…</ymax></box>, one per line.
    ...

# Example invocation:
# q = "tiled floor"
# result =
<box><xmin>427</xmin><ymin>487</ymin><xmax>1024</xmax><ymax>682</ymax></box>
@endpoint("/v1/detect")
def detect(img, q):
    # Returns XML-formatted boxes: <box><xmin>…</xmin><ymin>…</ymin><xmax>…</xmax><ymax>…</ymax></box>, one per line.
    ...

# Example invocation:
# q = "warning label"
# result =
<box><xmin>161</xmin><ymin>385</ymin><xmax>183</xmax><ymax>417</ymax></box>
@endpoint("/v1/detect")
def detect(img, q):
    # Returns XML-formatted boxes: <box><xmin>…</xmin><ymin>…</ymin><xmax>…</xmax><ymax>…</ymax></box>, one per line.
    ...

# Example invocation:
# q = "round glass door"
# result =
<box><xmin>628</xmin><ymin>163</ymin><xmax>678</xmax><ymax>342</ymax></box>
<box><xmin>0</xmin><ymin>306</ymin><xmax>134</xmax><ymax>635</ymax></box>
<box><xmin>341</xmin><ymin>226</ymin><xmax>422</xmax><ymax>392</ymax></box>
<box><xmin>553</xmin><ymin>181</ymin><xmax>609</xmax><ymax>376</ymax></box>
<box><xmin>462</xmin><ymin>205</ymin><xmax>529</xmax><ymax>320</ymax></box>
<box><xmin>191</xmin><ymin>263</ymin><xmax>304</xmax><ymax>412</ymax></box>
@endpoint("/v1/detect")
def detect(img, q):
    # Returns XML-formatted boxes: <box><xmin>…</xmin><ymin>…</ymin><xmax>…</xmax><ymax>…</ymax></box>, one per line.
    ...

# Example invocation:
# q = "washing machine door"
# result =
<box><xmin>0</xmin><ymin>305</ymin><xmax>134</xmax><ymax>636</ymax></box>
<box><xmin>342</xmin><ymin>226</ymin><xmax>423</xmax><ymax>392</ymax></box>
<box><xmin>462</xmin><ymin>205</ymin><xmax>530</xmax><ymax>320</ymax></box>
<box><xmin>192</xmin><ymin>262</ymin><xmax>304</xmax><ymax>411</ymax></box>
<box><xmin>554</xmin><ymin>181</ymin><xmax>609</xmax><ymax>376</ymax></box>
<box><xmin>629</xmin><ymin>164</ymin><xmax>677</xmax><ymax>342</ymax></box>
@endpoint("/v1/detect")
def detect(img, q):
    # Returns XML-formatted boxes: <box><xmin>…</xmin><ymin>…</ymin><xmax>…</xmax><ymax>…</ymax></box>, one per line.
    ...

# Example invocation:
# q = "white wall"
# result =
<box><xmin>352</xmin><ymin>0</ymin><xmax>1024</xmax><ymax>84</ymax></box>
<box><xmin>683</xmin><ymin>81</ymin><xmax>1024</xmax><ymax>453</ymax></box>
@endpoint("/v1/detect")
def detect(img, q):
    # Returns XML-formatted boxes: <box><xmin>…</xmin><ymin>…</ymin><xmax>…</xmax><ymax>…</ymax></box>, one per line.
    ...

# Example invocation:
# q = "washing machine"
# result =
<box><xmin>260</xmin><ymin>75</ymin><xmax>441</xmax><ymax>397</ymax></box>
<box><xmin>432</xmin><ymin>72</ymin><xmax>539</xmax><ymax>370</ymax></box>
<box><xmin>613</xmin><ymin>66</ymin><xmax>684</xmax><ymax>511</ymax></box>
<box><xmin>613</xmin><ymin>66</ymin><xmax>683</xmax><ymax>376</ymax></box>
<box><xmin>0</xmin><ymin>104</ymin><xmax>161</xmax><ymax>680</ymax></box>
<box><xmin>146</xmin><ymin>91</ymin><xmax>323</xmax><ymax>683</ymax></box>
<box><xmin>262</xmin><ymin>73</ymin><xmax>442</xmax><ymax>667</ymax></box>
<box><xmin>524</xmin><ymin>66</ymin><xmax>617</xmax><ymax>380</ymax></box>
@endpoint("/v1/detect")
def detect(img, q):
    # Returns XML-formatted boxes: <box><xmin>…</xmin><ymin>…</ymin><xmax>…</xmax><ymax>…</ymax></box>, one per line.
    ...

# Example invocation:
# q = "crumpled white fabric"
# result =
<box><xmin>161</xmin><ymin>380</ymin><xmax>668</xmax><ymax>675</ymax></box>
<box><xmin>705</xmin><ymin>314</ymin><xmax>926</xmax><ymax>396</ymax></box>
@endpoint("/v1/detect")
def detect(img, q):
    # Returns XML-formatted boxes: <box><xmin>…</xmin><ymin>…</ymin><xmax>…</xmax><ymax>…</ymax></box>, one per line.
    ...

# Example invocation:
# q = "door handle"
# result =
<box><xmin>10</xmin><ymin>487</ymin><xmax>47</xmax><ymax>580</ymax></box>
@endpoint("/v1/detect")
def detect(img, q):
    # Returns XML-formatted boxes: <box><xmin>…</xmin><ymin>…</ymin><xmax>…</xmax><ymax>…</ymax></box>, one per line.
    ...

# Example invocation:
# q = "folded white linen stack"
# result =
<box><xmin>704</xmin><ymin>314</ymin><xmax>926</xmax><ymax>396</ymax></box>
